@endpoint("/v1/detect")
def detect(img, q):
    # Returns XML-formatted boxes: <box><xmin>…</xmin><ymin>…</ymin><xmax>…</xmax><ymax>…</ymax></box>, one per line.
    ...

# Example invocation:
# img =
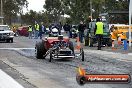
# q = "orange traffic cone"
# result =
<box><xmin>76</xmin><ymin>37</ymin><xmax>81</xmax><ymax>50</ymax></box>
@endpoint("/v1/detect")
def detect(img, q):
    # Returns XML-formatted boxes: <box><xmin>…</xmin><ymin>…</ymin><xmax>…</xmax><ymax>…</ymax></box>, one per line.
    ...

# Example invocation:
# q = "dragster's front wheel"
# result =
<box><xmin>49</xmin><ymin>51</ymin><xmax>53</xmax><ymax>62</ymax></box>
<box><xmin>80</xmin><ymin>48</ymin><xmax>84</xmax><ymax>61</ymax></box>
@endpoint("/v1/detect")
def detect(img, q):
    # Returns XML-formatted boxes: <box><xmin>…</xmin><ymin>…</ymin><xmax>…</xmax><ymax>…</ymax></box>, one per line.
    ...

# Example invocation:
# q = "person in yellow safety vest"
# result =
<box><xmin>12</xmin><ymin>26</ymin><xmax>18</xmax><ymax>36</ymax></box>
<box><xmin>94</xmin><ymin>18</ymin><xmax>104</xmax><ymax>50</ymax></box>
<box><xmin>28</xmin><ymin>25</ymin><xmax>33</xmax><ymax>39</ymax></box>
<box><xmin>12</xmin><ymin>26</ymin><xmax>16</xmax><ymax>33</ymax></box>
<box><xmin>34</xmin><ymin>23</ymin><xmax>40</xmax><ymax>39</ymax></box>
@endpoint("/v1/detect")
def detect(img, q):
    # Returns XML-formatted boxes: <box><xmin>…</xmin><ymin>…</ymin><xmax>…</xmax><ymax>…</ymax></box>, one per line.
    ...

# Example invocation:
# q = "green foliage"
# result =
<box><xmin>20</xmin><ymin>0</ymin><xmax>129</xmax><ymax>26</ymax></box>
<box><xmin>2</xmin><ymin>0</ymin><xmax>28</xmax><ymax>25</ymax></box>
<box><xmin>105</xmin><ymin>0</ymin><xmax>129</xmax><ymax>11</ymax></box>
<box><xmin>21</xmin><ymin>10</ymin><xmax>50</xmax><ymax>26</ymax></box>
<box><xmin>44</xmin><ymin>0</ymin><xmax>64</xmax><ymax>22</ymax></box>
<box><xmin>44</xmin><ymin>0</ymin><xmax>129</xmax><ymax>24</ymax></box>
<box><xmin>3</xmin><ymin>0</ymin><xmax>128</xmax><ymax>25</ymax></box>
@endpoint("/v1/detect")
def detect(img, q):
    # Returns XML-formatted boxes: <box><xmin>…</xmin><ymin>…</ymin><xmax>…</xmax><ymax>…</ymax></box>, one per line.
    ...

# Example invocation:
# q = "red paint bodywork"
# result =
<box><xmin>42</xmin><ymin>37</ymin><xmax>70</xmax><ymax>50</ymax></box>
<box><xmin>18</xmin><ymin>26</ymin><xmax>29</xmax><ymax>37</ymax></box>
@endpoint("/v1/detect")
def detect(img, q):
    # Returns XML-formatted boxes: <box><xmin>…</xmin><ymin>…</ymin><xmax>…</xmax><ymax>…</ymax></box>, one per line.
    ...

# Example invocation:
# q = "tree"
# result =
<box><xmin>21</xmin><ymin>10</ymin><xmax>35</xmax><ymax>25</ymax></box>
<box><xmin>21</xmin><ymin>10</ymin><xmax>50</xmax><ymax>26</ymax></box>
<box><xmin>21</xmin><ymin>10</ymin><xmax>39</xmax><ymax>25</ymax></box>
<box><xmin>61</xmin><ymin>0</ymin><xmax>91</xmax><ymax>23</ymax></box>
<box><xmin>43</xmin><ymin>0</ymin><xmax>129</xmax><ymax>24</ymax></box>
<box><xmin>2</xmin><ymin>0</ymin><xmax>28</xmax><ymax>25</ymax></box>
<box><xmin>44</xmin><ymin>0</ymin><xmax>64</xmax><ymax>22</ymax></box>
<box><xmin>105</xmin><ymin>0</ymin><xmax>129</xmax><ymax>12</ymax></box>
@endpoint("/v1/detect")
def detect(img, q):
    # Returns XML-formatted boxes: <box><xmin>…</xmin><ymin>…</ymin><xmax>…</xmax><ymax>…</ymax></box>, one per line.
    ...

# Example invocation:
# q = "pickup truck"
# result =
<box><xmin>0</xmin><ymin>25</ymin><xmax>14</xmax><ymax>43</ymax></box>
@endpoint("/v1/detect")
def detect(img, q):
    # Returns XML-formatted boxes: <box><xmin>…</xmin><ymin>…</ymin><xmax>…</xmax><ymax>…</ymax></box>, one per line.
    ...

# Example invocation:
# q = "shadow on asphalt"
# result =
<box><xmin>0</xmin><ymin>41</ymin><xmax>17</xmax><ymax>43</ymax></box>
<box><xmin>54</xmin><ymin>58</ymin><xmax>73</xmax><ymax>62</ymax></box>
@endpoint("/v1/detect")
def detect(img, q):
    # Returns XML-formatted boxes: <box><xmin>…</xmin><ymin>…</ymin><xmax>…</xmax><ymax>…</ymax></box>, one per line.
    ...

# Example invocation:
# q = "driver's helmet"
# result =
<box><xmin>52</xmin><ymin>28</ymin><xmax>58</xmax><ymax>33</ymax></box>
<box><xmin>71</xmin><ymin>25</ymin><xmax>76</xmax><ymax>32</ymax></box>
<box><xmin>50</xmin><ymin>28</ymin><xmax>59</xmax><ymax>37</ymax></box>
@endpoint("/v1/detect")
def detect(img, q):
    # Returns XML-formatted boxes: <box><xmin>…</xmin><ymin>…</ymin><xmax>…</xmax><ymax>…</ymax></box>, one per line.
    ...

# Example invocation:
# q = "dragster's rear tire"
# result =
<box><xmin>35</xmin><ymin>41</ymin><xmax>47</xmax><ymax>59</ymax></box>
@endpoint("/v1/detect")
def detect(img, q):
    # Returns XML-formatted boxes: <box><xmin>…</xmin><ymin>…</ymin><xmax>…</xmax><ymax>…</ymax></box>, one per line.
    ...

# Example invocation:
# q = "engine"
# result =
<box><xmin>52</xmin><ymin>40</ymin><xmax>68</xmax><ymax>50</ymax></box>
<box><xmin>51</xmin><ymin>40</ymin><xmax>72</xmax><ymax>56</ymax></box>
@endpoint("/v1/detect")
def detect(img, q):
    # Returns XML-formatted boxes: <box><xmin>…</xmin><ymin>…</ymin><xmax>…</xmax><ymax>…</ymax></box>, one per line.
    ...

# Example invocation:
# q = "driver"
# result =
<box><xmin>49</xmin><ymin>23</ymin><xmax>61</xmax><ymax>36</ymax></box>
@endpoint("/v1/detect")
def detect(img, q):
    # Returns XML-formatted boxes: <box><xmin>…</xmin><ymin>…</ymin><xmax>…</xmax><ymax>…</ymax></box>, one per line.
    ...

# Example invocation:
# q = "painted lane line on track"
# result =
<box><xmin>119</xmin><ymin>59</ymin><xmax>132</xmax><ymax>62</ymax></box>
<box><xmin>0</xmin><ymin>69</ymin><xmax>24</xmax><ymax>88</ymax></box>
<box><xmin>0</xmin><ymin>48</ymin><xmax>35</xmax><ymax>50</ymax></box>
<box><xmin>128</xmin><ymin>53</ymin><xmax>132</xmax><ymax>56</ymax></box>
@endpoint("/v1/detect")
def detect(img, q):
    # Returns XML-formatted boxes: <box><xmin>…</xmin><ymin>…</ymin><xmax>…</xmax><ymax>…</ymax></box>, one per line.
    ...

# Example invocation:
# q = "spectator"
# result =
<box><xmin>94</xmin><ymin>18</ymin><xmax>104</xmax><ymax>50</ymax></box>
<box><xmin>39</xmin><ymin>22</ymin><xmax>46</xmax><ymax>39</ymax></box>
<box><xmin>34</xmin><ymin>22</ymin><xmax>40</xmax><ymax>39</ymax></box>
<box><xmin>78</xmin><ymin>21</ymin><xmax>85</xmax><ymax>43</ymax></box>
<box><xmin>49</xmin><ymin>23</ymin><xmax>61</xmax><ymax>35</ymax></box>
<box><xmin>28</xmin><ymin>25</ymin><xmax>33</xmax><ymax>39</ymax></box>
<box><xmin>63</xmin><ymin>22</ymin><xmax>71</xmax><ymax>38</ymax></box>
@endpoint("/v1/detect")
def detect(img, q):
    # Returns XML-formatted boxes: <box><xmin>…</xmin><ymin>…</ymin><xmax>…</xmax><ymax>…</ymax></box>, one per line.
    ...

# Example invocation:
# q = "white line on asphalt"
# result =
<box><xmin>128</xmin><ymin>53</ymin><xmax>132</xmax><ymax>56</ymax></box>
<box><xmin>0</xmin><ymin>69</ymin><xmax>24</xmax><ymax>88</ymax></box>
<box><xmin>119</xmin><ymin>59</ymin><xmax>132</xmax><ymax>62</ymax></box>
<box><xmin>0</xmin><ymin>48</ymin><xmax>35</xmax><ymax>50</ymax></box>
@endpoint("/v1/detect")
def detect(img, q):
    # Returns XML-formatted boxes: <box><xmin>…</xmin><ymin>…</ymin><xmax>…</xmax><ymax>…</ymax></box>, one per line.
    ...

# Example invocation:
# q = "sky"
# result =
<box><xmin>23</xmin><ymin>0</ymin><xmax>45</xmax><ymax>13</ymax></box>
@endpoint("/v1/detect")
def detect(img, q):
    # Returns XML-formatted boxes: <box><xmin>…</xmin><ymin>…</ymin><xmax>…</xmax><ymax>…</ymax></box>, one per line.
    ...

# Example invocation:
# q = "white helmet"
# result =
<box><xmin>52</xmin><ymin>28</ymin><xmax>58</xmax><ymax>32</ymax></box>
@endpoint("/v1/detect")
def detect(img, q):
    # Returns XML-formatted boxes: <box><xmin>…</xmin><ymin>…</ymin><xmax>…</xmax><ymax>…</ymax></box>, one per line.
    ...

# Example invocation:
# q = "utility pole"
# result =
<box><xmin>1</xmin><ymin>0</ymin><xmax>3</xmax><ymax>24</ymax></box>
<box><xmin>90</xmin><ymin>0</ymin><xmax>92</xmax><ymax>17</ymax></box>
<box><xmin>129</xmin><ymin>0</ymin><xmax>132</xmax><ymax>49</ymax></box>
<box><xmin>61</xmin><ymin>1</ymin><xmax>65</xmax><ymax>25</ymax></box>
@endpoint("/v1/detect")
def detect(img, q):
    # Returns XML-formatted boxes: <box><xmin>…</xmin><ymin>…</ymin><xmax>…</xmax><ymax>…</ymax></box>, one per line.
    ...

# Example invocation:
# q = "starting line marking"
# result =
<box><xmin>128</xmin><ymin>53</ymin><xmax>132</xmax><ymax>56</ymax></box>
<box><xmin>0</xmin><ymin>69</ymin><xmax>24</xmax><ymax>88</ymax></box>
<box><xmin>0</xmin><ymin>48</ymin><xmax>35</xmax><ymax>50</ymax></box>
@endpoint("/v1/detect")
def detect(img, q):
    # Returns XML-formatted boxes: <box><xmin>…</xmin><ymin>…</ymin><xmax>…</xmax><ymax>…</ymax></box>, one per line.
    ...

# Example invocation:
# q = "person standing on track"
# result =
<box><xmin>39</xmin><ymin>22</ymin><xmax>46</xmax><ymax>39</ymax></box>
<box><xmin>94</xmin><ymin>18</ymin><xmax>104</xmax><ymax>50</ymax></box>
<box><xmin>78</xmin><ymin>21</ymin><xmax>85</xmax><ymax>43</ymax></box>
<box><xmin>34</xmin><ymin>22</ymin><xmax>40</xmax><ymax>39</ymax></box>
<box><xmin>63</xmin><ymin>22</ymin><xmax>71</xmax><ymax>38</ymax></box>
<box><xmin>28</xmin><ymin>25</ymin><xmax>33</xmax><ymax>39</ymax></box>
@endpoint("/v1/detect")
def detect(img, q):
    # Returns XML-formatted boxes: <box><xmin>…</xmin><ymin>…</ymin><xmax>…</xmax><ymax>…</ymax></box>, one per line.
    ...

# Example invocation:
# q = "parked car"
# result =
<box><xmin>0</xmin><ymin>25</ymin><xmax>14</xmax><ymax>43</ymax></box>
<box><xmin>17</xmin><ymin>26</ymin><xmax>29</xmax><ymax>37</ymax></box>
